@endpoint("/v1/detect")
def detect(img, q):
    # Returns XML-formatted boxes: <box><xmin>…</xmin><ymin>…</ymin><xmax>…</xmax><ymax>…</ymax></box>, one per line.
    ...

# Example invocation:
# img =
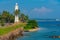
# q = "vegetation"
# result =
<box><xmin>0</xmin><ymin>10</ymin><xmax>29</xmax><ymax>26</ymax></box>
<box><xmin>0</xmin><ymin>10</ymin><xmax>38</xmax><ymax>35</ymax></box>
<box><xmin>0</xmin><ymin>11</ymin><xmax>14</xmax><ymax>24</ymax></box>
<box><xmin>14</xmin><ymin>10</ymin><xmax>20</xmax><ymax>15</ymax></box>
<box><xmin>20</xmin><ymin>14</ymin><xmax>29</xmax><ymax>23</ymax></box>
<box><xmin>24</xmin><ymin>20</ymin><xmax>38</xmax><ymax>30</ymax></box>
<box><xmin>0</xmin><ymin>23</ymin><xmax>25</xmax><ymax>35</ymax></box>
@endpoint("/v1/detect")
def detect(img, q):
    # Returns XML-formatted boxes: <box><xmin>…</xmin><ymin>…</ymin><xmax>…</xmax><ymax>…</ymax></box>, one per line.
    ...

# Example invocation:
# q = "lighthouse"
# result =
<box><xmin>14</xmin><ymin>3</ymin><xmax>19</xmax><ymax>23</ymax></box>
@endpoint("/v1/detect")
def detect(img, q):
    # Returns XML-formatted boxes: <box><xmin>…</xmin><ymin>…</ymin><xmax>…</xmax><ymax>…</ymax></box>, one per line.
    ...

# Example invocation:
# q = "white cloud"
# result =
<box><xmin>32</xmin><ymin>7</ymin><xmax>53</xmax><ymax>13</ymax></box>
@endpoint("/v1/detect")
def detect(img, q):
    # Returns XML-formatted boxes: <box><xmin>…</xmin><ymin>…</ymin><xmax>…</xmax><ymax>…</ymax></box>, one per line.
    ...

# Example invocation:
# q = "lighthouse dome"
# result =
<box><xmin>15</xmin><ymin>3</ymin><xmax>19</xmax><ymax>10</ymax></box>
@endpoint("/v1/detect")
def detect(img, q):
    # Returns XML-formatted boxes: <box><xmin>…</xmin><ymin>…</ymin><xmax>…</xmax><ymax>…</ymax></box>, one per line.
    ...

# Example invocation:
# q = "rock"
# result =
<box><xmin>0</xmin><ymin>27</ymin><xmax>24</xmax><ymax>40</ymax></box>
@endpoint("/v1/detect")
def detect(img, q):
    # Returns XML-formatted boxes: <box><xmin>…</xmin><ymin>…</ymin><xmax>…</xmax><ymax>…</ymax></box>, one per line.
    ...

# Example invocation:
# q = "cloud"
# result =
<box><xmin>32</xmin><ymin>7</ymin><xmax>53</xmax><ymax>13</ymax></box>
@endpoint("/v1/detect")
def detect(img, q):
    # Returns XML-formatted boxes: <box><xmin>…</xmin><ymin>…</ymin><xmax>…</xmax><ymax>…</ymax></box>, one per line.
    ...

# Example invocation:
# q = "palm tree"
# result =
<box><xmin>2</xmin><ymin>11</ymin><xmax>10</xmax><ymax>23</ymax></box>
<box><xmin>20</xmin><ymin>14</ymin><xmax>25</xmax><ymax>22</ymax></box>
<box><xmin>14</xmin><ymin>10</ymin><xmax>20</xmax><ymax>15</ymax></box>
<box><xmin>9</xmin><ymin>14</ymin><xmax>14</xmax><ymax>23</ymax></box>
<box><xmin>24</xmin><ymin>15</ymin><xmax>29</xmax><ymax>22</ymax></box>
<box><xmin>0</xmin><ymin>14</ymin><xmax>2</xmax><ymax>20</ymax></box>
<box><xmin>20</xmin><ymin>14</ymin><xmax>29</xmax><ymax>22</ymax></box>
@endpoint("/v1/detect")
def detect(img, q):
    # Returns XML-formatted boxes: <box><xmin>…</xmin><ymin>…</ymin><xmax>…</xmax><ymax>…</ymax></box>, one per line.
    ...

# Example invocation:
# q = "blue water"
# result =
<box><xmin>16</xmin><ymin>21</ymin><xmax>60</xmax><ymax>40</ymax></box>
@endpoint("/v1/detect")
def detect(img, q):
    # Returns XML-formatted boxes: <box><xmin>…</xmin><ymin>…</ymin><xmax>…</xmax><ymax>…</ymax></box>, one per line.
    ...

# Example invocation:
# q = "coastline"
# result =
<box><xmin>24</xmin><ymin>28</ymin><xmax>40</xmax><ymax>32</ymax></box>
<box><xmin>0</xmin><ymin>27</ymin><xmax>24</xmax><ymax>40</ymax></box>
<box><xmin>28</xmin><ymin>28</ymin><xmax>40</xmax><ymax>32</ymax></box>
<box><xmin>0</xmin><ymin>27</ymin><xmax>39</xmax><ymax>40</ymax></box>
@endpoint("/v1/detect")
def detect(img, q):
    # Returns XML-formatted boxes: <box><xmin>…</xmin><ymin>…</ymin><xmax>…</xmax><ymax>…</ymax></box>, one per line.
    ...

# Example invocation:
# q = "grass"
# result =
<box><xmin>0</xmin><ymin>23</ymin><xmax>26</xmax><ymax>36</ymax></box>
<box><xmin>0</xmin><ymin>22</ymin><xmax>38</xmax><ymax>35</ymax></box>
<box><xmin>24</xmin><ymin>25</ymin><xmax>35</xmax><ymax>31</ymax></box>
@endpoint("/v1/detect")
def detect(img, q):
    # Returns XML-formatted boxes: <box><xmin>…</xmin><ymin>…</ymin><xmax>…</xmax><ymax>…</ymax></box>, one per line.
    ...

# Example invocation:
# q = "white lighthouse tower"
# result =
<box><xmin>14</xmin><ymin>3</ymin><xmax>19</xmax><ymax>23</ymax></box>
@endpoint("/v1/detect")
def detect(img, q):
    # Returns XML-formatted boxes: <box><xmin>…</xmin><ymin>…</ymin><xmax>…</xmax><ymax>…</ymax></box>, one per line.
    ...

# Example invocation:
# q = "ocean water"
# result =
<box><xmin>16</xmin><ymin>21</ymin><xmax>60</xmax><ymax>40</ymax></box>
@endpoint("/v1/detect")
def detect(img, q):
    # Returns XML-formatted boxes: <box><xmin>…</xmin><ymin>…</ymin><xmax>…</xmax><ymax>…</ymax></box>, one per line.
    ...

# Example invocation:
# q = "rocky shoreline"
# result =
<box><xmin>0</xmin><ymin>27</ymin><xmax>40</xmax><ymax>40</ymax></box>
<box><xmin>0</xmin><ymin>27</ymin><xmax>23</xmax><ymax>40</ymax></box>
<box><xmin>28</xmin><ymin>28</ymin><xmax>40</xmax><ymax>32</ymax></box>
<box><xmin>24</xmin><ymin>28</ymin><xmax>40</xmax><ymax>32</ymax></box>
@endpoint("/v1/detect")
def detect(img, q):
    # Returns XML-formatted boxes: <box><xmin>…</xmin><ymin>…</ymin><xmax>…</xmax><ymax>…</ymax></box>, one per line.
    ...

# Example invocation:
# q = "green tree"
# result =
<box><xmin>24</xmin><ymin>20</ymin><xmax>38</xmax><ymax>30</ymax></box>
<box><xmin>28</xmin><ymin>20</ymin><xmax>38</xmax><ymax>28</ymax></box>
<box><xmin>24</xmin><ymin>15</ymin><xmax>29</xmax><ymax>22</ymax></box>
<box><xmin>9</xmin><ymin>14</ymin><xmax>14</xmax><ymax>23</ymax></box>
<box><xmin>14</xmin><ymin>10</ymin><xmax>20</xmax><ymax>15</ymax></box>
<box><xmin>20</xmin><ymin>14</ymin><xmax>29</xmax><ymax>22</ymax></box>
<box><xmin>0</xmin><ymin>14</ymin><xmax>2</xmax><ymax>20</ymax></box>
<box><xmin>1</xmin><ymin>11</ymin><xmax>14</xmax><ymax>23</ymax></box>
<box><xmin>2</xmin><ymin>11</ymin><xmax>10</xmax><ymax>23</ymax></box>
<box><xmin>0</xmin><ymin>20</ymin><xmax>5</xmax><ymax>26</ymax></box>
<box><xmin>20</xmin><ymin>14</ymin><xmax>25</xmax><ymax>22</ymax></box>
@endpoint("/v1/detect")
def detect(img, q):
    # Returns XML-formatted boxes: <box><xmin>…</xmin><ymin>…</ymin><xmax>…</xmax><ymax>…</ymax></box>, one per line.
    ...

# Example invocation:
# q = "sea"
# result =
<box><xmin>16</xmin><ymin>20</ymin><xmax>60</xmax><ymax>40</ymax></box>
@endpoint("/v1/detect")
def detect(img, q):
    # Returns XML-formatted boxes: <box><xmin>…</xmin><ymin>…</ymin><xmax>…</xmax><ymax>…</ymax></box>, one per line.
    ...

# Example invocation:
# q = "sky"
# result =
<box><xmin>0</xmin><ymin>0</ymin><xmax>60</xmax><ymax>19</ymax></box>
